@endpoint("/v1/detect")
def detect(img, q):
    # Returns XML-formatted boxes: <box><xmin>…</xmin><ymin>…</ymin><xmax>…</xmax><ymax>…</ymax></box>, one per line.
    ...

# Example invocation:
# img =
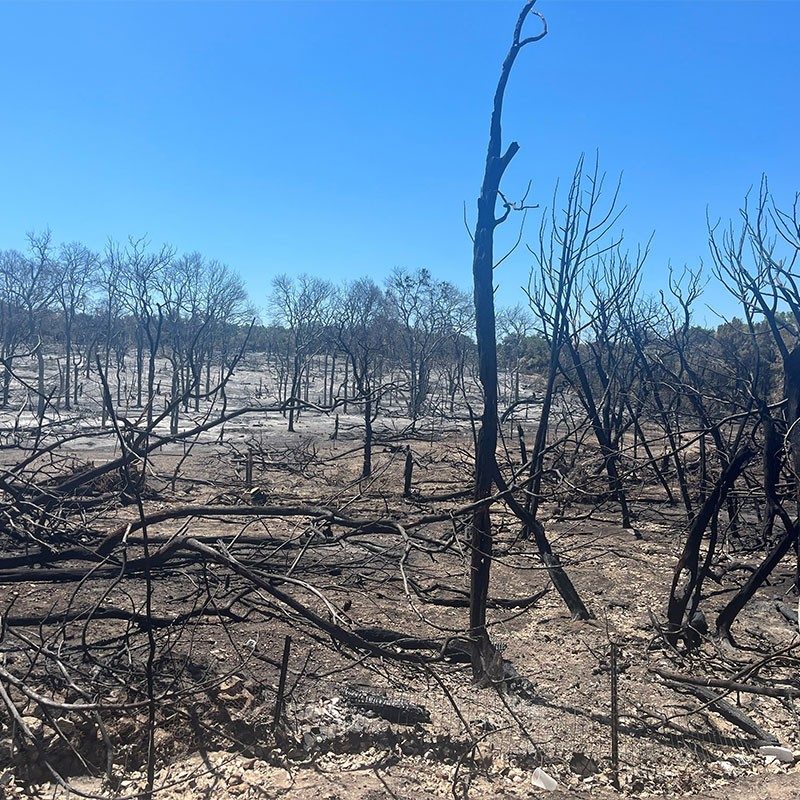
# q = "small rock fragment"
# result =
<box><xmin>758</xmin><ymin>745</ymin><xmax>795</xmax><ymax>764</ymax></box>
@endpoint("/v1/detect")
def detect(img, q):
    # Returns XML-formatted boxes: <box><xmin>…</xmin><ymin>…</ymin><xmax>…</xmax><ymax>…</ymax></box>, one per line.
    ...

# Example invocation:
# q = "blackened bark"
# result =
<box><xmin>403</xmin><ymin>446</ymin><xmax>414</xmax><ymax>498</ymax></box>
<box><xmin>666</xmin><ymin>448</ymin><xmax>754</xmax><ymax>644</ymax></box>
<box><xmin>716</xmin><ymin>514</ymin><xmax>798</xmax><ymax>640</ymax></box>
<box><xmin>362</xmin><ymin>393</ymin><xmax>372</xmax><ymax>478</ymax></box>
<box><xmin>716</xmin><ymin>350</ymin><xmax>800</xmax><ymax>637</ymax></box>
<box><xmin>785</xmin><ymin>346</ymin><xmax>800</xmax><ymax>591</ymax></box>
<box><xmin>468</xmin><ymin>1</ymin><xmax>547</xmax><ymax>677</ymax></box>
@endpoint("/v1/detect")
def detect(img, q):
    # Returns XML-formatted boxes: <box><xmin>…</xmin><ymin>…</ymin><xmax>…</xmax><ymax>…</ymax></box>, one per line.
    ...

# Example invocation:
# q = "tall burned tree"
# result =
<box><xmin>468</xmin><ymin>1</ymin><xmax>591</xmax><ymax>677</ymax></box>
<box><xmin>526</xmin><ymin>159</ymin><xmax>631</xmax><ymax>530</ymax></box>
<box><xmin>708</xmin><ymin>180</ymin><xmax>800</xmax><ymax>638</ymax></box>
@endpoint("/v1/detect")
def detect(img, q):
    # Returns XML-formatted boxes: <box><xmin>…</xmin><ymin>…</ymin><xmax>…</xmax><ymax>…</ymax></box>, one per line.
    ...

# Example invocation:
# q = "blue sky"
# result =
<box><xmin>1</xmin><ymin>0</ymin><xmax>798</xmax><ymax>319</ymax></box>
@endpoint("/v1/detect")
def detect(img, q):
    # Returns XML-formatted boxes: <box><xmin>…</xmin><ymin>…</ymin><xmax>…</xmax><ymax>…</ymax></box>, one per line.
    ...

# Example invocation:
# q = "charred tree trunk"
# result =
<box><xmin>73</xmin><ymin>360</ymin><xmax>80</xmax><ymax>406</ymax></box>
<box><xmin>666</xmin><ymin>448</ymin><xmax>754</xmax><ymax>645</ymax></box>
<box><xmin>288</xmin><ymin>355</ymin><xmax>300</xmax><ymax>432</ymax></box>
<box><xmin>36</xmin><ymin>346</ymin><xmax>46</xmax><ymax>420</ymax></box>
<box><xmin>64</xmin><ymin>325</ymin><xmax>72</xmax><ymax>410</ymax></box>
<box><xmin>362</xmin><ymin>391</ymin><xmax>372</xmax><ymax>479</ymax></box>
<box><xmin>342</xmin><ymin>359</ymin><xmax>349</xmax><ymax>415</ymax></box>
<box><xmin>170</xmin><ymin>363</ymin><xmax>180</xmax><ymax>436</ymax></box>
<box><xmin>562</xmin><ymin>337</ymin><xmax>633</xmax><ymax>530</ymax></box>
<box><xmin>716</xmin><ymin>516</ymin><xmax>798</xmax><ymax>641</ymax></box>
<box><xmin>136</xmin><ymin>337</ymin><xmax>144</xmax><ymax>408</ymax></box>
<box><xmin>1</xmin><ymin>358</ymin><xmax>11</xmax><ymax>408</ymax></box>
<box><xmin>468</xmin><ymin>1</ymin><xmax>548</xmax><ymax>677</ymax></box>
<box><xmin>786</xmin><ymin>346</ymin><xmax>800</xmax><ymax>592</ymax></box>
<box><xmin>716</xmin><ymin>349</ymin><xmax>800</xmax><ymax>638</ymax></box>
<box><xmin>403</xmin><ymin>446</ymin><xmax>414</xmax><ymax>498</ymax></box>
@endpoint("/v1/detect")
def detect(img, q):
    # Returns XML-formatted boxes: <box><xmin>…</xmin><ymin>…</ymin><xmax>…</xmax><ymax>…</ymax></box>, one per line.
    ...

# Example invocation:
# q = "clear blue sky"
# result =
<box><xmin>1</xmin><ymin>1</ymin><xmax>798</xmax><ymax>317</ymax></box>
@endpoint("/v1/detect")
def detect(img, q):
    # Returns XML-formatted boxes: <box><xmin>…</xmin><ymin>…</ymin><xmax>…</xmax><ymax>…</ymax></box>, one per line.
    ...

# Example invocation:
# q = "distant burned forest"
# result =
<box><xmin>2</xmin><ymin>1</ymin><xmax>800</xmax><ymax>798</ymax></box>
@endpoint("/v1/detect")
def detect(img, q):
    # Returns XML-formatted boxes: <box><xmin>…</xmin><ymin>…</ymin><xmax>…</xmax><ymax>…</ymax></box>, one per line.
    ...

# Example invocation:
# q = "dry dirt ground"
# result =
<box><xmin>5</xmin><ymin>751</ymin><xmax>800</xmax><ymax>800</ymax></box>
<box><xmin>2</xmin><ymin>357</ymin><xmax>800</xmax><ymax>799</ymax></box>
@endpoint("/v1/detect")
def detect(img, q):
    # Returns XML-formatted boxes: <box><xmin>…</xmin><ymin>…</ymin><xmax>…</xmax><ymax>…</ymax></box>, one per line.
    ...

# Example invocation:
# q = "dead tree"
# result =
<box><xmin>17</xmin><ymin>231</ymin><xmax>57</xmax><ymax>420</ymax></box>
<box><xmin>97</xmin><ymin>242</ymin><xmax>129</xmax><ymax>425</ymax></box>
<box><xmin>268</xmin><ymin>274</ymin><xmax>333</xmax><ymax>432</ymax></box>
<box><xmin>527</xmin><ymin>159</ymin><xmax>640</xmax><ymax>532</ymax></box>
<box><xmin>666</xmin><ymin>447</ymin><xmax>754</xmax><ymax>645</ymax></box>
<box><xmin>468</xmin><ymin>0</ymin><xmax>552</xmax><ymax>673</ymax></box>
<box><xmin>118</xmin><ymin>237</ymin><xmax>174</xmax><ymax>426</ymax></box>
<box><xmin>385</xmin><ymin>267</ymin><xmax>471</xmax><ymax>423</ymax></box>
<box><xmin>336</xmin><ymin>278</ymin><xmax>390</xmax><ymax>478</ymax></box>
<box><xmin>708</xmin><ymin>179</ymin><xmax>800</xmax><ymax>637</ymax></box>
<box><xmin>54</xmin><ymin>242</ymin><xmax>97</xmax><ymax>410</ymax></box>
<box><xmin>0</xmin><ymin>250</ymin><xmax>26</xmax><ymax>408</ymax></box>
